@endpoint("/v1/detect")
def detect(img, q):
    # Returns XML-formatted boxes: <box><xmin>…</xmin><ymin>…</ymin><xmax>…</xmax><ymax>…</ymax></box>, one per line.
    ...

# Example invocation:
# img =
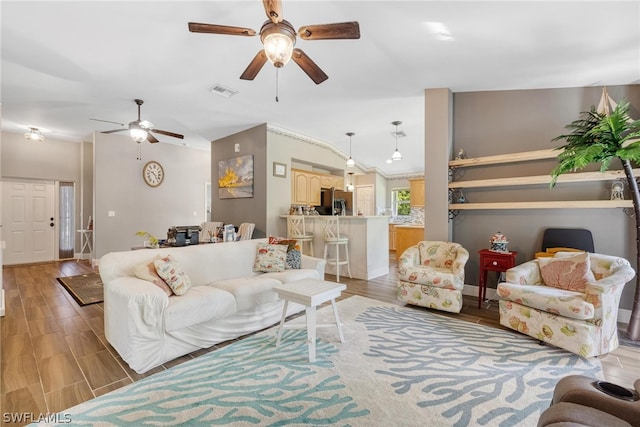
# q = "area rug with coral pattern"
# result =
<box><xmin>35</xmin><ymin>296</ymin><xmax>602</xmax><ymax>426</ymax></box>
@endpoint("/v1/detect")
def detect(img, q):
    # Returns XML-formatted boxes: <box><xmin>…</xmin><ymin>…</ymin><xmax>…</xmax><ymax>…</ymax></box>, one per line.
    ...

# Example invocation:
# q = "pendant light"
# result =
<box><xmin>391</xmin><ymin>120</ymin><xmax>402</xmax><ymax>161</ymax></box>
<box><xmin>346</xmin><ymin>132</ymin><xmax>355</xmax><ymax>168</ymax></box>
<box><xmin>347</xmin><ymin>172</ymin><xmax>355</xmax><ymax>191</ymax></box>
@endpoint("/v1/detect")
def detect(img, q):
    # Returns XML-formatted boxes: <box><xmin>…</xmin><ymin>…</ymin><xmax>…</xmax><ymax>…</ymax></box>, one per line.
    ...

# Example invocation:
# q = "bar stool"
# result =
<box><xmin>319</xmin><ymin>216</ymin><xmax>351</xmax><ymax>282</ymax></box>
<box><xmin>287</xmin><ymin>215</ymin><xmax>314</xmax><ymax>256</ymax></box>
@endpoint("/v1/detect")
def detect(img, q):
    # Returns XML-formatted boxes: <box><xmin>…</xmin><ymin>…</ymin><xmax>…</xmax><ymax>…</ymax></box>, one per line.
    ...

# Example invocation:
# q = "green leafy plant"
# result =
<box><xmin>136</xmin><ymin>231</ymin><xmax>158</xmax><ymax>247</ymax></box>
<box><xmin>551</xmin><ymin>99</ymin><xmax>640</xmax><ymax>340</ymax></box>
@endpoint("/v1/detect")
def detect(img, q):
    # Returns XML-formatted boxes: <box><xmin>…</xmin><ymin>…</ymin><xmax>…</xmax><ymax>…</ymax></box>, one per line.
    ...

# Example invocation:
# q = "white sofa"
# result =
<box><xmin>100</xmin><ymin>238</ymin><xmax>326</xmax><ymax>373</ymax></box>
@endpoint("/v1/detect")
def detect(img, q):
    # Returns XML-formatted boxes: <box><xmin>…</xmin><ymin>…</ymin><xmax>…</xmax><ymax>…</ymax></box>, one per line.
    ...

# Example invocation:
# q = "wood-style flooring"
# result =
<box><xmin>1</xmin><ymin>255</ymin><xmax>639</xmax><ymax>426</ymax></box>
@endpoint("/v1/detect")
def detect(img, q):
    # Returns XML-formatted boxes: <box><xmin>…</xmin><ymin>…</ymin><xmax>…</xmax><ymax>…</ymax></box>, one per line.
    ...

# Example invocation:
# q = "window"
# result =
<box><xmin>392</xmin><ymin>188</ymin><xmax>411</xmax><ymax>216</ymax></box>
<box><xmin>59</xmin><ymin>182</ymin><xmax>75</xmax><ymax>259</ymax></box>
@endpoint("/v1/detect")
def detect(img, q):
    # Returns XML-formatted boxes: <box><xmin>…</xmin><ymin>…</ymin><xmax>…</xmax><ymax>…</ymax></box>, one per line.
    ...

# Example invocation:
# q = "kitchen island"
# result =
<box><xmin>280</xmin><ymin>215</ymin><xmax>389</xmax><ymax>280</ymax></box>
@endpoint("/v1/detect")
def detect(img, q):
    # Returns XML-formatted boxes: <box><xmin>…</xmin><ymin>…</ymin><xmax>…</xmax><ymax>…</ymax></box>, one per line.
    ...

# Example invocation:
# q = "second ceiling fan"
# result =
<box><xmin>188</xmin><ymin>0</ymin><xmax>360</xmax><ymax>84</ymax></box>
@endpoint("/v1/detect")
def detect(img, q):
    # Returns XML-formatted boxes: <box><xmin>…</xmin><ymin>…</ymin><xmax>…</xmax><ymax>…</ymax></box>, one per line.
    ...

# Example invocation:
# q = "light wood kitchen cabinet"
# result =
<box><xmin>292</xmin><ymin>169</ymin><xmax>321</xmax><ymax>206</ymax></box>
<box><xmin>389</xmin><ymin>224</ymin><xmax>397</xmax><ymax>251</ymax></box>
<box><xmin>395</xmin><ymin>225</ymin><xmax>424</xmax><ymax>260</ymax></box>
<box><xmin>320</xmin><ymin>175</ymin><xmax>344</xmax><ymax>190</ymax></box>
<box><xmin>409</xmin><ymin>178</ymin><xmax>425</xmax><ymax>207</ymax></box>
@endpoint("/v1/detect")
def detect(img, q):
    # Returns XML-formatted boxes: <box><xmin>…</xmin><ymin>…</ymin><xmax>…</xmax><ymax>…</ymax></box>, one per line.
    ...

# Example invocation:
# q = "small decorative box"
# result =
<box><xmin>490</xmin><ymin>231</ymin><xmax>509</xmax><ymax>252</ymax></box>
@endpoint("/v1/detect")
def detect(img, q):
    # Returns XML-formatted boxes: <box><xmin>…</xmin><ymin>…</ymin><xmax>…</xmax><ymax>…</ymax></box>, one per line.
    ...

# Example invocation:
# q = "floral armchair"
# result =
<box><xmin>497</xmin><ymin>252</ymin><xmax>635</xmax><ymax>358</ymax></box>
<box><xmin>397</xmin><ymin>241</ymin><xmax>469</xmax><ymax>313</ymax></box>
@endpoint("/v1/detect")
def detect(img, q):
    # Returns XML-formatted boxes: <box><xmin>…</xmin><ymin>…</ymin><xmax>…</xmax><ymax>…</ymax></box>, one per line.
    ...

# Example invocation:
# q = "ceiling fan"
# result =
<box><xmin>91</xmin><ymin>99</ymin><xmax>184</xmax><ymax>143</ymax></box>
<box><xmin>188</xmin><ymin>0</ymin><xmax>360</xmax><ymax>84</ymax></box>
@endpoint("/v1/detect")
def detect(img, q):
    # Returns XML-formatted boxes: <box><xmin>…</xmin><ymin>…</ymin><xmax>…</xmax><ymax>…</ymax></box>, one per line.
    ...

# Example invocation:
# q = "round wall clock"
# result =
<box><xmin>142</xmin><ymin>161</ymin><xmax>164</xmax><ymax>187</ymax></box>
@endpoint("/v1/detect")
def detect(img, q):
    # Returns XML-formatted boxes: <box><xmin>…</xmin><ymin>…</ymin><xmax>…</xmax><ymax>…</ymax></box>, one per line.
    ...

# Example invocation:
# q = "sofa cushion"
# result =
<box><xmin>261</xmin><ymin>268</ymin><xmax>319</xmax><ymax>284</ymax></box>
<box><xmin>132</xmin><ymin>258</ymin><xmax>173</xmax><ymax>296</ymax></box>
<box><xmin>253</xmin><ymin>243</ymin><xmax>287</xmax><ymax>273</ymax></box>
<box><xmin>398</xmin><ymin>266</ymin><xmax>464</xmax><ymax>290</ymax></box>
<box><xmin>497</xmin><ymin>282</ymin><xmax>594</xmax><ymax>320</ymax></box>
<box><xmin>164</xmin><ymin>286</ymin><xmax>236</xmax><ymax>332</ymax></box>
<box><xmin>417</xmin><ymin>241</ymin><xmax>457</xmax><ymax>269</ymax></box>
<box><xmin>538</xmin><ymin>252</ymin><xmax>595</xmax><ymax>292</ymax></box>
<box><xmin>211</xmin><ymin>276</ymin><xmax>282</xmax><ymax>311</ymax></box>
<box><xmin>154</xmin><ymin>255</ymin><xmax>192</xmax><ymax>296</ymax></box>
<box><xmin>268</xmin><ymin>236</ymin><xmax>302</xmax><ymax>269</ymax></box>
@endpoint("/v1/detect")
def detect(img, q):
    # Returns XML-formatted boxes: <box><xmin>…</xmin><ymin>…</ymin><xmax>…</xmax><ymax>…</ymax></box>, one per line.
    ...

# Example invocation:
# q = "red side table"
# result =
<box><xmin>478</xmin><ymin>249</ymin><xmax>518</xmax><ymax>308</ymax></box>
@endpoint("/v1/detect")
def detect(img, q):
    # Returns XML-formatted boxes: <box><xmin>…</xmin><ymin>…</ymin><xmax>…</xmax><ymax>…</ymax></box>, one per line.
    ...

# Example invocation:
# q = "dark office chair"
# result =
<box><xmin>541</xmin><ymin>228</ymin><xmax>595</xmax><ymax>252</ymax></box>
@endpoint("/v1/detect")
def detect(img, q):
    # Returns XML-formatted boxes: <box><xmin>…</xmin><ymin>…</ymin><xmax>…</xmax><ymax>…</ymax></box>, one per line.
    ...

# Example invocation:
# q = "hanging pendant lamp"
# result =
<box><xmin>346</xmin><ymin>132</ymin><xmax>355</xmax><ymax>168</ymax></box>
<box><xmin>391</xmin><ymin>120</ymin><xmax>402</xmax><ymax>161</ymax></box>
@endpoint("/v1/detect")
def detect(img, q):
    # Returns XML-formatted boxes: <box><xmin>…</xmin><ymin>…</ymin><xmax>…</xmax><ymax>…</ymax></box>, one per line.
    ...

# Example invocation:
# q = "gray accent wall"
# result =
<box><xmin>448</xmin><ymin>85</ymin><xmax>640</xmax><ymax>311</ymax></box>
<box><xmin>210</xmin><ymin>124</ymin><xmax>268</xmax><ymax>239</ymax></box>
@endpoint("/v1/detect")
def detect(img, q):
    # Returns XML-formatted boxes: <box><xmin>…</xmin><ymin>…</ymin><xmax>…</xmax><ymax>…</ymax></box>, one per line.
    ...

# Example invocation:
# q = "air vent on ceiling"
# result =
<box><xmin>209</xmin><ymin>84</ymin><xmax>238</xmax><ymax>98</ymax></box>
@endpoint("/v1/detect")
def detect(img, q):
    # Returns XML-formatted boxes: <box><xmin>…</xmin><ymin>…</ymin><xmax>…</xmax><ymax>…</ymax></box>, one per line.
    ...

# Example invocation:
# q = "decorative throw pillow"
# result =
<box><xmin>253</xmin><ymin>243</ymin><xmax>287</xmax><ymax>272</ymax></box>
<box><xmin>153</xmin><ymin>255</ymin><xmax>192</xmax><ymax>296</ymax></box>
<box><xmin>268</xmin><ymin>236</ymin><xmax>302</xmax><ymax>269</ymax></box>
<box><xmin>133</xmin><ymin>258</ymin><xmax>173</xmax><ymax>296</ymax></box>
<box><xmin>538</xmin><ymin>252</ymin><xmax>596</xmax><ymax>292</ymax></box>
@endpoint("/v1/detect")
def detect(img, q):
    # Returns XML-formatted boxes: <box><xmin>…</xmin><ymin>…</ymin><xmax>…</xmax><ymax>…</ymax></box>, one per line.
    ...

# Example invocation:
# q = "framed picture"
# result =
<box><xmin>273</xmin><ymin>162</ymin><xmax>287</xmax><ymax>178</ymax></box>
<box><xmin>218</xmin><ymin>155</ymin><xmax>254</xmax><ymax>199</ymax></box>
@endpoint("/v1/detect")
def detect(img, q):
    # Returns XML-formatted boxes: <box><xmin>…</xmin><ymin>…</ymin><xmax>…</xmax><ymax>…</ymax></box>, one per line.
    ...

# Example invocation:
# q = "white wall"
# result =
<box><xmin>1</xmin><ymin>130</ymin><xmax>84</xmax><ymax>252</ymax></box>
<box><xmin>94</xmin><ymin>132</ymin><xmax>210</xmax><ymax>258</ymax></box>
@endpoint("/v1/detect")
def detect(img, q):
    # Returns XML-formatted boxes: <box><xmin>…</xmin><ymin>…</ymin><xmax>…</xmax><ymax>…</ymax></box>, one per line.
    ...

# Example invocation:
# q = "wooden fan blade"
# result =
<box><xmin>291</xmin><ymin>48</ymin><xmax>328</xmax><ymax>84</ymax></box>
<box><xmin>102</xmin><ymin>128</ymin><xmax>127</xmax><ymax>134</ymax></box>
<box><xmin>90</xmin><ymin>118</ymin><xmax>125</xmax><ymax>126</ymax></box>
<box><xmin>263</xmin><ymin>0</ymin><xmax>283</xmax><ymax>23</ymax></box>
<box><xmin>150</xmin><ymin>129</ymin><xmax>184</xmax><ymax>140</ymax></box>
<box><xmin>147</xmin><ymin>133</ymin><xmax>159</xmax><ymax>143</ymax></box>
<box><xmin>188</xmin><ymin>22</ymin><xmax>256</xmax><ymax>36</ymax></box>
<box><xmin>240</xmin><ymin>50</ymin><xmax>268</xmax><ymax>80</ymax></box>
<box><xmin>298</xmin><ymin>21</ymin><xmax>360</xmax><ymax>40</ymax></box>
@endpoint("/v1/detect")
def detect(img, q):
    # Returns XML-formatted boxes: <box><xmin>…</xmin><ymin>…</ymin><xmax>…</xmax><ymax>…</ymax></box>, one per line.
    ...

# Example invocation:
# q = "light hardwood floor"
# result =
<box><xmin>1</xmin><ymin>256</ymin><xmax>639</xmax><ymax>426</ymax></box>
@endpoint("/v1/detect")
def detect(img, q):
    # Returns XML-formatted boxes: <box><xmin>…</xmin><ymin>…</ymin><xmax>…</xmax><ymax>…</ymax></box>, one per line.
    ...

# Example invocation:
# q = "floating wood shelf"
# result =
<box><xmin>449</xmin><ymin>200</ymin><xmax>633</xmax><ymax>210</ymax></box>
<box><xmin>449</xmin><ymin>169</ymin><xmax>638</xmax><ymax>189</ymax></box>
<box><xmin>448</xmin><ymin>148</ymin><xmax>559</xmax><ymax>168</ymax></box>
<box><xmin>447</xmin><ymin>149</ymin><xmax>634</xmax><ymax>213</ymax></box>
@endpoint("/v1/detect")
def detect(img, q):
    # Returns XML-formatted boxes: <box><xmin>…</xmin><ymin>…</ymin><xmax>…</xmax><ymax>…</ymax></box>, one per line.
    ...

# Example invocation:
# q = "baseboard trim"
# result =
<box><xmin>462</xmin><ymin>284</ymin><xmax>631</xmax><ymax>325</ymax></box>
<box><xmin>0</xmin><ymin>289</ymin><xmax>5</xmax><ymax>317</ymax></box>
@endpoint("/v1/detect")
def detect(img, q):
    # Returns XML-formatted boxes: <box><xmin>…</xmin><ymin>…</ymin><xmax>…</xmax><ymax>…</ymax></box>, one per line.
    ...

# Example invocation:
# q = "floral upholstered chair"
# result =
<box><xmin>497</xmin><ymin>252</ymin><xmax>635</xmax><ymax>358</ymax></box>
<box><xmin>397</xmin><ymin>241</ymin><xmax>469</xmax><ymax>313</ymax></box>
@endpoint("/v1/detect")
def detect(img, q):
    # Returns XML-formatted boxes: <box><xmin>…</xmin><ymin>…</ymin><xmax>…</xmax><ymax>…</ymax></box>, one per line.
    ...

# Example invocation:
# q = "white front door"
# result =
<box><xmin>355</xmin><ymin>185</ymin><xmax>375</xmax><ymax>216</ymax></box>
<box><xmin>2</xmin><ymin>180</ymin><xmax>56</xmax><ymax>265</ymax></box>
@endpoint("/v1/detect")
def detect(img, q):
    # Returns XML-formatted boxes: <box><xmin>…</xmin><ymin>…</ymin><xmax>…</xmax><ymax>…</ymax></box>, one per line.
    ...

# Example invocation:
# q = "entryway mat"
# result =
<box><xmin>57</xmin><ymin>273</ymin><xmax>103</xmax><ymax>306</ymax></box>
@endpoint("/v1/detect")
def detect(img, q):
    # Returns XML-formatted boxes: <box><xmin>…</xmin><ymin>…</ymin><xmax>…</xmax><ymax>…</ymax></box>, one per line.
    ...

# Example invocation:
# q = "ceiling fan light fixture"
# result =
<box><xmin>129</xmin><ymin>123</ymin><xmax>148</xmax><ymax>143</ymax></box>
<box><xmin>261</xmin><ymin>20</ymin><xmax>296</xmax><ymax>68</ymax></box>
<box><xmin>24</xmin><ymin>127</ymin><xmax>45</xmax><ymax>142</ymax></box>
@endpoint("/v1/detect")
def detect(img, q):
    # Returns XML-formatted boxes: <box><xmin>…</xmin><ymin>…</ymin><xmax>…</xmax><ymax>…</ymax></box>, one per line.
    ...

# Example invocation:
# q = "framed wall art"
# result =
<box><xmin>218</xmin><ymin>155</ymin><xmax>254</xmax><ymax>199</ymax></box>
<box><xmin>273</xmin><ymin>162</ymin><xmax>287</xmax><ymax>178</ymax></box>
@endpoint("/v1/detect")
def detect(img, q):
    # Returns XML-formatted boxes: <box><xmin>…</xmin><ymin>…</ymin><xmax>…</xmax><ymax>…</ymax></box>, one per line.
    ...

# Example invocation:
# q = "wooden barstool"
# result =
<box><xmin>287</xmin><ymin>215</ymin><xmax>314</xmax><ymax>256</ymax></box>
<box><xmin>319</xmin><ymin>216</ymin><xmax>351</xmax><ymax>282</ymax></box>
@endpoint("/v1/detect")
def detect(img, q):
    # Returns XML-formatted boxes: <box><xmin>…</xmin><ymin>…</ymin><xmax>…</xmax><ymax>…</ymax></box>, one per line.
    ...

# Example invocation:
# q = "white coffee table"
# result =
<box><xmin>274</xmin><ymin>278</ymin><xmax>346</xmax><ymax>362</ymax></box>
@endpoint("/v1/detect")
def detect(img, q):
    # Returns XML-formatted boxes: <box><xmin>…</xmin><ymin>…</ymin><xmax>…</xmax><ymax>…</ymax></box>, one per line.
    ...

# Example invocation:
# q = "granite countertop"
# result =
<box><xmin>394</xmin><ymin>224</ymin><xmax>425</xmax><ymax>228</ymax></box>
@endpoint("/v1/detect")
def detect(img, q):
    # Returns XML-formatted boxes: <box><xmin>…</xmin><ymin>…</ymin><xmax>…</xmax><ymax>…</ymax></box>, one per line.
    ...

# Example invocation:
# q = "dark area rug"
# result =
<box><xmin>57</xmin><ymin>273</ymin><xmax>103</xmax><ymax>306</ymax></box>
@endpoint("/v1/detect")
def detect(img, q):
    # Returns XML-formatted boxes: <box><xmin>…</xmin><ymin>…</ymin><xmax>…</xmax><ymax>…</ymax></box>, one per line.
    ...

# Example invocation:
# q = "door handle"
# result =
<box><xmin>50</xmin><ymin>222</ymin><xmax>55</xmax><ymax>227</ymax></box>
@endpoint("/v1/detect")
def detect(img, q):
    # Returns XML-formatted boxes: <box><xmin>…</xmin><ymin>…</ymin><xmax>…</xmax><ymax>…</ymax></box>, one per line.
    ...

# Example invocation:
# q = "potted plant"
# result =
<box><xmin>551</xmin><ymin>98</ymin><xmax>640</xmax><ymax>341</ymax></box>
<box><xmin>136</xmin><ymin>231</ymin><xmax>159</xmax><ymax>249</ymax></box>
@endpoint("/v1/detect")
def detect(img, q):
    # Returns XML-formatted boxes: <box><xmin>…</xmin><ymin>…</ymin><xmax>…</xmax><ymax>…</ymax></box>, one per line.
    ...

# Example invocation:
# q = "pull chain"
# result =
<box><xmin>137</xmin><ymin>141</ymin><xmax>142</xmax><ymax>160</ymax></box>
<box><xmin>275</xmin><ymin>68</ymin><xmax>279</xmax><ymax>103</ymax></box>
